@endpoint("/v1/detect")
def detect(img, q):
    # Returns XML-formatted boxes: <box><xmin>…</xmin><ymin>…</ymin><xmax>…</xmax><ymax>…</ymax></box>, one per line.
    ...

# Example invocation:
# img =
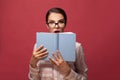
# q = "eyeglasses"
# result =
<box><xmin>47</xmin><ymin>20</ymin><xmax>65</xmax><ymax>28</ymax></box>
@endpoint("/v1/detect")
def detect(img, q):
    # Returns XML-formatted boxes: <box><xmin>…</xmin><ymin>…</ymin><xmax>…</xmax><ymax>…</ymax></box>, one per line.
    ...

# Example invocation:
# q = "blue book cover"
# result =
<box><xmin>36</xmin><ymin>32</ymin><xmax>76</xmax><ymax>61</ymax></box>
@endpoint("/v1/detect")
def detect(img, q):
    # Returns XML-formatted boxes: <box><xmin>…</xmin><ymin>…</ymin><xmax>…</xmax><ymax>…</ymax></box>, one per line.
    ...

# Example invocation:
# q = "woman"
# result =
<box><xmin>29</xmin><ymin>7</ymin><xmax>88</xmax><ymax>80</ymax></box>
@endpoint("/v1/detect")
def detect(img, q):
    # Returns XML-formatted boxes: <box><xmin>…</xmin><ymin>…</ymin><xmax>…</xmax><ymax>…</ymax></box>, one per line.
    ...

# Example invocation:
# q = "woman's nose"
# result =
<box><xmin>55</xmin><ymin>24</ymin><xmax>59</xmax><ymax>28</ymax></box>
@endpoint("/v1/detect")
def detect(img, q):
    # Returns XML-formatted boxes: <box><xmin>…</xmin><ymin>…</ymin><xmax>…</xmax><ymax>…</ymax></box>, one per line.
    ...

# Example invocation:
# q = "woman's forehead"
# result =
<box><xmin>48</xmin><ymin>13</ymin><xmax>64</xmax><ymax>21</ymax></box>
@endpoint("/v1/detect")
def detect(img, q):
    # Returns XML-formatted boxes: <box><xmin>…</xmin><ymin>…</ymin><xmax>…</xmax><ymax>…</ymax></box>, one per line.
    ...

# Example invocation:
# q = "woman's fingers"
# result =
<box><xmin>35</xmin><ymin>45</ymin><xmax>44</xmax><ymax>52</ymax></box>
<box><xmin>49</xmin><ymin>51</ymin><xmax>65</xmax><ymax>66</ymax></box>
<box><xmin>49</xmin><ymin>57</ymin><xmax>59</xmax><ymax>66</ymax></box>
<box><xmin>37</xmin><ymin>51</ymin><xmax>48</xmax><ymax>58</ymax></box>
<box><xmin>33</xmin><ymin>45</ymin><xmax>48</xmax><ymax>59</ymax></box>
<box><xmin>52</xmin><ymin>52</ymin><xmax>59</xmax><ymax>61</ymax></box>
<box><xmin>56</xmin><ymin>50</ymin><xmax>63</xmax><ymax>59</ymax></box>
<box><xmin>37</xmin><ymin>48</ymin><xmax>47</xmax><ymax>54</ymax></box>
<box><xmin>30</xmin><ymin>45</ymin><xmax>48</xmax><ymax>68</ymax></box>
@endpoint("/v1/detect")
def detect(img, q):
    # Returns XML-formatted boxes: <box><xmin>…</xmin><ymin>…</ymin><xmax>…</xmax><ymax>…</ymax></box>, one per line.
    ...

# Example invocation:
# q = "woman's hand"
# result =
<box><xmin>49</xmin><ymin>50</ymin><xmax>71</xmax><ymax>77</ymax></box>
<box><xmin>30</xmin><ymin>45</ymin><xmax>48</xmax><ymax>68</ymax></box>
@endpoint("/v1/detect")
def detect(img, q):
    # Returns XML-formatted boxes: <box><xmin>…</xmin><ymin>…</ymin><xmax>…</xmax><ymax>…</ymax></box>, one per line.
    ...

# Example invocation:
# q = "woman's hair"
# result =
<box><xmin>46</xmin><ymin>7</ymin><xmax>67</xmax><ymax>25</ymax></box>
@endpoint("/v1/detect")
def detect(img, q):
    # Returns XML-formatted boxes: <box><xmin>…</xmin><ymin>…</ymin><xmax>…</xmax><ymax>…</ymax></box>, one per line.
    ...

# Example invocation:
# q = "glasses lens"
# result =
<box><xmin>58</xmin><ymin>20</ymin><xmax>65</xmax><ymax>27</ymax></box>
<box><xmin>48</xmin><ymin>20</ymin><xmax>65</xmax><ymax>27</ymax></box>
<box><xmin>48</xmin><ymin>22</ymin><xmax>55</xmax><ymax>27</ymax></box>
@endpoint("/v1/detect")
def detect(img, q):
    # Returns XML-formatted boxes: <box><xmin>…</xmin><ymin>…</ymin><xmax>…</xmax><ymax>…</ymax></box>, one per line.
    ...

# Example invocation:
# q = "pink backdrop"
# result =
<box><xmin>0</xmin><ymin>0</ymin><xmax>120</xmax><ymax>80</ymax></box>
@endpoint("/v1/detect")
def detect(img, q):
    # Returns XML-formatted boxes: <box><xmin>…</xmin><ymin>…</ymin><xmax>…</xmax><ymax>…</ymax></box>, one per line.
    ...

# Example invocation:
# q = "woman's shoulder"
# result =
<box><xmin>76</xmin><ymin>42</ymin><xmax>82</xmax><ymax>48</ymax></box>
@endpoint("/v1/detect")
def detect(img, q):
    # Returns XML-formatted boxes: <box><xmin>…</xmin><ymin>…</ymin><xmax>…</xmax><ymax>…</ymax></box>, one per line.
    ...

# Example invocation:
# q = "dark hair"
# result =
<box><xmin>46</xmin><ymin>7</ymin><xmax>67</xmax><ymax>26</ymax></box>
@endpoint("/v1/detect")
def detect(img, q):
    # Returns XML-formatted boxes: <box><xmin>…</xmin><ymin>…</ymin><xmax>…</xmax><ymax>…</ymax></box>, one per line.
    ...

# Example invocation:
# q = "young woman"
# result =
<box><xmin>29</xmin><ymin>7</ymin><xmax>88</xmax><ymax>80</ymax></box>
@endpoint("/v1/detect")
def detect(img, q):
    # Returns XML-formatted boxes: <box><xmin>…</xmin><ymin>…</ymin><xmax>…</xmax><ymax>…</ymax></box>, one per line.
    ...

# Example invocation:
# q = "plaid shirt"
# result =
<box><xmin>29</xmin><ymin>42</ymin><xmax>88</xmax><ymax>80</ymax></box>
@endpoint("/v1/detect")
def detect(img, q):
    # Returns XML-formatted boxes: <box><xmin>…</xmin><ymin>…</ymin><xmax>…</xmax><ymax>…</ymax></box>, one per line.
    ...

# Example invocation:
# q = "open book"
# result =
<box><xmin>36</xmin><ymin>32</ymin><xmax>76</xmax><ymax>61</ymax></box>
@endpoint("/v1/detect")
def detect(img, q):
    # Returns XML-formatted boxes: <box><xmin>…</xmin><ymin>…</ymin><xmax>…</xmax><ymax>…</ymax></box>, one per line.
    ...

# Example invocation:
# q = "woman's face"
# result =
<box><xmin>47</xmin><ymin>12</ymin><xmax>66</xmax><ymax>33</ymax></box>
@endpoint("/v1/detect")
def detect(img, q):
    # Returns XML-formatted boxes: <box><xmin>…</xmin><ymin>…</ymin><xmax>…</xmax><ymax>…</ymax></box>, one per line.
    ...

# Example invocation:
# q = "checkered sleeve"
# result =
<box><xmin>28</xmin><ymin>65</ymin><xmax>40</xmax><ymax>80</ymax></box>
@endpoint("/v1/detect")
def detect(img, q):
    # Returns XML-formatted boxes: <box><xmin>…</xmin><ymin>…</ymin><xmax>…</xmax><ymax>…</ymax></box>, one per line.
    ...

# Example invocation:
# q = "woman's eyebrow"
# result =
<box><xmin>58</xmin><ymin>19</ymin><xmax>65</xmax><ymax>21</ymax></box>
<box><xmin>48</xmin><ymin>20</ymin><xmax>55</xmax><ymax>22</ymax></box>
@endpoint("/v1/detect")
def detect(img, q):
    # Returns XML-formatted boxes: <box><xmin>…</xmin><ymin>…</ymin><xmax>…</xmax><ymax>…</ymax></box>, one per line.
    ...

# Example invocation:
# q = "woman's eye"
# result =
<box><xmin>59</xmin><ymin>20</ymin><xmax>64</xmax><ymax>23</ymax></box>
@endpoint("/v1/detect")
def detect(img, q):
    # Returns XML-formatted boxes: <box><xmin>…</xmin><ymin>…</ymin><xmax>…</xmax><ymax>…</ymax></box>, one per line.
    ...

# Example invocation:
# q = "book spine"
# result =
<box><xmin>57</xmin><ymin>33</ymin><xmax>59</xmax><ymax>50</ymax></box>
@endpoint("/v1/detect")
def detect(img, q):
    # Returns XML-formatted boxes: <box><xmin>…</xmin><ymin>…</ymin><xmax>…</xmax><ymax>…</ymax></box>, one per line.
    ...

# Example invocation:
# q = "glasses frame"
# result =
<box><xmin>47</xmin><ymin>20</ymin><xmax>65</xmax><ymax>28</ymax></box>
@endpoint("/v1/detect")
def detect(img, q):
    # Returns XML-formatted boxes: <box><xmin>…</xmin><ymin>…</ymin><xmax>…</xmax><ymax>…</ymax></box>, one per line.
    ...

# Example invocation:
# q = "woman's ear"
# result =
<box><xmin>46</xmin><ymin>24</ymin><xmax>49</xmax><ymax>29</ymax></box>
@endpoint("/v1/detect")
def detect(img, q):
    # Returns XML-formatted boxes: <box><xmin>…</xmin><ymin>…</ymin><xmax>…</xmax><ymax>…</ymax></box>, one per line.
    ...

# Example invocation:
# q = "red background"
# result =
<box><xmin>0</xmin><ymin>0</ymin><xmax>120</xmax><ymax>80</ymax></box>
